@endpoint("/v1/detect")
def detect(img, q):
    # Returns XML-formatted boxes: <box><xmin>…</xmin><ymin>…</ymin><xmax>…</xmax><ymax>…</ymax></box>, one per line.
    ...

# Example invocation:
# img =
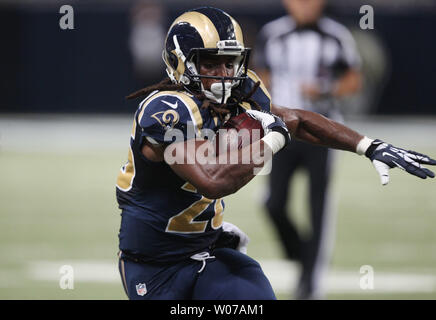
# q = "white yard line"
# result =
<box><xmin>26</xmin><ymin>259</ymin><xmax>436</xmax><ymax>294</ymax></box>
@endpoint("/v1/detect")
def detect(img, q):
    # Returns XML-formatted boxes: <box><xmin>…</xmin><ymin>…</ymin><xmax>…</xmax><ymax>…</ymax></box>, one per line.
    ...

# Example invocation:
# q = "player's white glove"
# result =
<box><xmin>245</xmin><ymin>110</ymin><xmax>291</xmax><ymax>154</ymax></box>
<box><xmin>221</xmin><ymin>221</ymin><xmax>250</xmax><ymax>254</ymax></box>
<box><xmin>361</xmin><ymin>138</ymin><xmax>436</xmax><ymax>185</ymax></box>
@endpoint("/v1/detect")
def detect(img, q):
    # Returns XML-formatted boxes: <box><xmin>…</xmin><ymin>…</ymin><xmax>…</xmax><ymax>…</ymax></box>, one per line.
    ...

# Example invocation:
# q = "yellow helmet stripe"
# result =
<box><xmin>170</xmin><ymin>11</ymin><xmax>220</xmax><ymax>49</ymax></box>
<box><xmin>228</xmin><ymin>15</ymin><xmax>244</xmax><ymax>45</ymax></box>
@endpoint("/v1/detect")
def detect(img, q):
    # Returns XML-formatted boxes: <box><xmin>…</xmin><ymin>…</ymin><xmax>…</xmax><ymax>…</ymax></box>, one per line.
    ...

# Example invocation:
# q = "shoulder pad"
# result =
<box><xmin>239</xmin><ymin>70</ymin><xmax>272</xmax><ymax>112</ymax></box>
<box><xmin>137</xmin><ymin>91</ymin><xmax>204</xmax><ymax>144</ymax></box>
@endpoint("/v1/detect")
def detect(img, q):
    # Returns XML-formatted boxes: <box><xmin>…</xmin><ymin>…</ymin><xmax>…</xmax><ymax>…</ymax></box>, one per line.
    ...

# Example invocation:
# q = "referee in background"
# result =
<box><xmin>254</xmin><ymin>0</ymin><xmax>362</xmax><ymax>299</ymax></box>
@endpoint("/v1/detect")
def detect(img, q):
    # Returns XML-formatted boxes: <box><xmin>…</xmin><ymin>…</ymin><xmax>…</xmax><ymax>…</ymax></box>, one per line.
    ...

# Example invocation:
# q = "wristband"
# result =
<box><xmin>356</xmin><ymin>136</ymin><xmax>374</xmax><ymax>155</ymax></box>
<box><xmin>261</xmin><ymin>131</ymin><xmax>286</xmax><ymax>155</ymax></box>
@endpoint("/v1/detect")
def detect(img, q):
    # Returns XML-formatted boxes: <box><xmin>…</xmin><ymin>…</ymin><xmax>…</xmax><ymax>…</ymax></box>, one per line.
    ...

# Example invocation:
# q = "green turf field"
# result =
<box><xmin>1</xmin><ymin>115</ymin><xmax>435</xmax><ymax>300</ymax></box>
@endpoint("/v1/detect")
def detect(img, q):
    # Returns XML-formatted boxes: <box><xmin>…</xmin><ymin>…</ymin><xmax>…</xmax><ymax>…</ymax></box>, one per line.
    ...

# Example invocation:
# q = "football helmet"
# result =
<box><xmin>162</xmin><ymin>7</ymin><xmax>251</xmax><ymax>104</ymax></box>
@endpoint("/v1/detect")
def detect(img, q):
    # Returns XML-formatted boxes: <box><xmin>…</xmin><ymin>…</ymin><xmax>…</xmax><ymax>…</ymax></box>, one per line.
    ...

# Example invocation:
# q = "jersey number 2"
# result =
<box><xmin>166</xmin><ymin>183</ymin><xmax>224</xmax><ymax>233</ymax></box>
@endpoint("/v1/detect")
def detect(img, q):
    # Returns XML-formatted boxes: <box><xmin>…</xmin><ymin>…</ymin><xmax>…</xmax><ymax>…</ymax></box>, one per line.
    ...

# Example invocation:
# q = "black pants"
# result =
<box><xmin>265</xmin><ymin>140</ymin><xmax>334</xmax><ymax>299</ymax></box>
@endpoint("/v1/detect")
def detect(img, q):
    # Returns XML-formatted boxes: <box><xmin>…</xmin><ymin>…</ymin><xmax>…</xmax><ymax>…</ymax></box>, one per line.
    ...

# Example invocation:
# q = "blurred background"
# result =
<box><xmin>1</xmin><ymin>0</ymin><xmax>435</xmax><ymax>299</ymax></box>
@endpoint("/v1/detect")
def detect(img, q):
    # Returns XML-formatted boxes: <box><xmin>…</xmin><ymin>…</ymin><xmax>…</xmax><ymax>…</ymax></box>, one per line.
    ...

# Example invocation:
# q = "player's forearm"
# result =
<box><xmin>169</xmin><ymin>140</ymin><xmax>270</xmax><ymax>199</ymax></box>
<box><xmin>201</xmin><ymin>164</ymin><xmax>256</xmax><ymax>199</ymax></box>
<box><xmin>204</xmin><ymin>140</ymin><xmax>272</xmax><ymax>198</ymax></box>
<box><xmin>272</xmin><ymin>105</ymin><xmax>364</xmax><ymax>153</ymax></box>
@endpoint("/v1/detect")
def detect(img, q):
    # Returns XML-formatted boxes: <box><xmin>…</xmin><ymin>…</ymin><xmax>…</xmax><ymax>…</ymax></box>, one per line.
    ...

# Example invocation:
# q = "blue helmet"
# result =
<box><xmin>162</xmin><ymin>7</ymin><xmax>251</xmax><ymax>104</ymax></box>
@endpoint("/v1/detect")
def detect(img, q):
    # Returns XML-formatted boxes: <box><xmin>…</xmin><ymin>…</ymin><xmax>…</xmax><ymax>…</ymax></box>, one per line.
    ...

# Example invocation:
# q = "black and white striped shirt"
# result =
<box><xmin>254</xmin><ymin>15</ymin><xmax>361</xmax><ymax>116</ymax></box>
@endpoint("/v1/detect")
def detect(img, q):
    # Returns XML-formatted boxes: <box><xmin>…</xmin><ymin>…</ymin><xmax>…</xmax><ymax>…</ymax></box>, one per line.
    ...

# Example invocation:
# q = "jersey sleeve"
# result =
<box><xmin>240</xmin><ymin>69</ymin><xmax>272</xmax><ymax>112</ymax></box>
<box><xmin>136</xmin><ymin>92</ymin><xmax>203</xmax><ymax>145</ymax></box>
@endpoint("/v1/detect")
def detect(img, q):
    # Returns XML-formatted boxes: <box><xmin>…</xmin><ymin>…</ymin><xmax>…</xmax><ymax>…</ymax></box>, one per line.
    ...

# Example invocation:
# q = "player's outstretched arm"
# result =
<box><xmin>271</xmin><ymin>104</ymin><xmax>436</xmax><ymax>185</ymax></box>
<box><xmin>272</xmin><ymin>104</ymin><xmax>364</xmax><ymax>152</ymax></box>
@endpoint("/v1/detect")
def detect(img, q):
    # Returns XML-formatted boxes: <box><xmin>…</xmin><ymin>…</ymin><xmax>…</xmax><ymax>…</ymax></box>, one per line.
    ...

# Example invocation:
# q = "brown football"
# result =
<box><xmin>214</xmin><ymin>112</ymin><xmax>264</xmax><ymax>155</ymax></box>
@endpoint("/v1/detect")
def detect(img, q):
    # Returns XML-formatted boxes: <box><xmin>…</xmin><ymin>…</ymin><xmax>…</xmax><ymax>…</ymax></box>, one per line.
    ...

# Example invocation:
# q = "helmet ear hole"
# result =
<box><xmin>187</xmin><ymin>50</ymin><xmax>201</xmax><ymax>71</ymax></box>
<box><xmin>167</xmin><ymin>51</ymin><xmax>178</xmax><ymax>70</ymax></box>
<box><xmin>190</xmin><ymin>53</ymin><xmax>198</xmax><ymax>68</ymax></box>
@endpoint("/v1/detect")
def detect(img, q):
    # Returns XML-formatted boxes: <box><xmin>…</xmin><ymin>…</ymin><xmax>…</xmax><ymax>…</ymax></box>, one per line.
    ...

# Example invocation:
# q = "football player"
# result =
<box><xmin>116</xmin><ymin>7</ymin><xmax>435</xmax><ymax>300</ymax></box>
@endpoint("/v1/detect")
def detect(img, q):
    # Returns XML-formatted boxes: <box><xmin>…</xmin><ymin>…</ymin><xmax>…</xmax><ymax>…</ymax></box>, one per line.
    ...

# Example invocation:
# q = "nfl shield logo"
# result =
<box><xmin>136</xmin><ymin>283</ymin><xmax>147</xmax><ymax>296</ymax></box>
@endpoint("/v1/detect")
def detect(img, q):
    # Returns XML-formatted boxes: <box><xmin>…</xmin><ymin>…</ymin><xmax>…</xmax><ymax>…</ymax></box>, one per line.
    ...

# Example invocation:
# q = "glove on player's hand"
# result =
<box><xmin>365</xmin><ymin>139</ymin><xmax>436</xmax><ymax>185</ymax></box>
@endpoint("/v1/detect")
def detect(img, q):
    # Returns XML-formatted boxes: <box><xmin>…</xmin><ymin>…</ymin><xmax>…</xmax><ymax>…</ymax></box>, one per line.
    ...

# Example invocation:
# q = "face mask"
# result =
<box><xmin>203</xmin><ymin>82</ymin><xmax>233</xmax><ymax>104</ymax></box>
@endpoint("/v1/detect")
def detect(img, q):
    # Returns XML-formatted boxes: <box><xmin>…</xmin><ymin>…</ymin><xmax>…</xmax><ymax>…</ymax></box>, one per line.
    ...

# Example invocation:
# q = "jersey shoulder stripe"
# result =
<box><xmin>247</xmin><ymin>69</ymin><xmax>271</xmax><ymax>101</ymax></box>
<box><xmin>244</xmin><ymin>69</ymin><xmax>272</xmax><ymax>112</ymax></box>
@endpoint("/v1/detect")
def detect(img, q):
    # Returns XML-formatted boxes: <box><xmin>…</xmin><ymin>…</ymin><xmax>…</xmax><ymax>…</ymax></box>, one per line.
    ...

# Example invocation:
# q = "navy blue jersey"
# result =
<box><xmin>116</xmin><ymin>70</ymin><xmax>271</xmax><ymax>262</ymax></box>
